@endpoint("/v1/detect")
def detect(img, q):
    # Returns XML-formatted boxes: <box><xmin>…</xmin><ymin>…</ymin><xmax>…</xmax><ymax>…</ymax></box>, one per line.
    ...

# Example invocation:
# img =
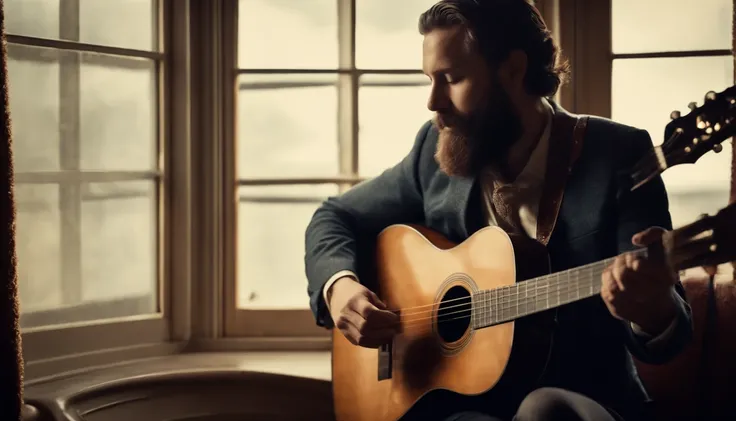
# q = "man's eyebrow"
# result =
<box><xmin>424</xmin><ymin>64</ymin><xmax>460</xmax><ymax>75</ymax></box>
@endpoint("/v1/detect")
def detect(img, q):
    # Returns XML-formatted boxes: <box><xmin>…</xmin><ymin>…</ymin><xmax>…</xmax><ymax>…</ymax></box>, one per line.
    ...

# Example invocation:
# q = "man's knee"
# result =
<box><xmin>514</xmin><ymin>387</ymin><xmax>577</xmax><ymax>421</ymax></box>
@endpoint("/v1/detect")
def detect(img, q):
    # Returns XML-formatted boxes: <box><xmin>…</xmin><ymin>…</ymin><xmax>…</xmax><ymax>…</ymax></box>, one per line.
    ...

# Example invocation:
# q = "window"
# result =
<box><xmin>226</xmin><ymin>0</ymin><xmax>435</xmax><ymax>337</ymax></box>
<box><xmin>7</xmin><ymin>0</ymin><xmax>167</xmax><ymax>339</ymax></box>
<box><xmin>610</xmin><ymin>0</ymin><xmax>734</xmax><ymax>230</ymax></box>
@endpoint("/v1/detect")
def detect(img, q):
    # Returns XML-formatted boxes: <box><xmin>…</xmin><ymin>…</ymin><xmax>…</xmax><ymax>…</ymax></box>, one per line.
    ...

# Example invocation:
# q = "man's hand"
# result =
<box><xmin>328</xmin><ymin>277</ymin><xmax>400</xmax><ymax>348</ymax></box>
<box><xmin>601</xmin><ymin>227</ymin><xmax>678</xmax><ymax>335</ymax></box>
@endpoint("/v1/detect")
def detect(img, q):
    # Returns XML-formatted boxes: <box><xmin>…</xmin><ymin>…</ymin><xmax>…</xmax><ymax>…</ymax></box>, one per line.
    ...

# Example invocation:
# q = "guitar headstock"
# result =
<box><xmin>630</xmin><ymin>85</ymin><xmax>736</xmax><ymax>191</ymax></box>
<box><xmin>660</xmin><ymin>202</ymin><xmax>736</xmax><ymax>272</ymax></box>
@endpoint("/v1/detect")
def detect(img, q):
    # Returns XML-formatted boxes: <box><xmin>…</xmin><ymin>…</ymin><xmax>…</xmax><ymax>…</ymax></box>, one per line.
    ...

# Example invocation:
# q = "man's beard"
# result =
<box><xmin>433</xmin><ymin>83</ymin><xmax>522</xmax><ymax>178</ymax></box>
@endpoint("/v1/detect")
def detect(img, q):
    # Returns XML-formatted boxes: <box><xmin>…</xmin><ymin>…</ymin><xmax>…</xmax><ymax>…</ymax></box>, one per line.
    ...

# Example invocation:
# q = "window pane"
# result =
<box><xmin>5</xmin><ymin>0</ymin><xmax>157</xmax><ymax>51</ymax></box>
<box><xmin>356</xmin><ymin>0</ymin><xmax>437</xmax><ymax>69</ymax></box>
<box><xmin>237</xmin><ymin>74</ymin><xmax>339</xmax><ymax>178</ymax></box>
<box><xmin>358</xmin><ymin>74</ymin><xmax>432</xmax><ymax>177</ymax></box>
<box><xmin>238</xmin><ymin>0</ymin><xmax>338</xmax><ymax>69</ymax></box>
<box><xmin>237</xmin><ymin>184</ymin><xmax>338</xmax><ymax>309</ymax></box>
<box><xmin>8</xmin><ymin>44</ymin><xmax>158</xmax><ymax>173</ymax></box>
<box><xmin>16</xmin><ymin>185</ymin><xmax>62</xmax><ymax>313</ymax></box>
<box><xmin>81</xmin><ymin>181</ymin><xmax>157</xmax><ymax>303</ymax></box>
<box><xmin>7</xmin><ymin>45</ymin><xmax>60</xmax><ymax>171</ymax></box>
<box><xmin>612</xmin><ymin>0</ymin><xmax>732</xmax><ymax>54</ymax></box>
<box><xmin>80</xmin><ymin>52</ymin><xmax>157</xmax><ymax>170</ymax></box>
<box><xmin>17</xmin><ymin>181</ymin><xmax>158</xmax><ymax>328</ymax></box>
<box><xmin>611</xmin><ymin>56</ymin><xmax>733</xmax><ymax>228</ymax></box>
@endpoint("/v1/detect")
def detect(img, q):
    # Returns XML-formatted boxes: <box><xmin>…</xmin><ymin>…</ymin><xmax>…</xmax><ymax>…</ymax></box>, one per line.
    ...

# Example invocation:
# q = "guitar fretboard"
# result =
<box><xmin>470</xmin><ymin>249</ymin><xmax>647</xmax><ymax>329</ymax></box>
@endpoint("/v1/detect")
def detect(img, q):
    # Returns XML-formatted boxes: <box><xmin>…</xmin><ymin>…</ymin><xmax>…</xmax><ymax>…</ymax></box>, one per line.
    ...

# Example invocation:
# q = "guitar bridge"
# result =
<box><xmin>377</xmin><ymin>340</ymin><xmax>393</xmax><ymax>381</ymax></box>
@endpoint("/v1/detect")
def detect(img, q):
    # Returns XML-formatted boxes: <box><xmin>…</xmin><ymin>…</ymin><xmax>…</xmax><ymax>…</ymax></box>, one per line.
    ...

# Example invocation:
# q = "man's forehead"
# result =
<box><xmin>422</xmin><ymin>26</ymin><xmax>473</xmax><ymax>71</ymax></box>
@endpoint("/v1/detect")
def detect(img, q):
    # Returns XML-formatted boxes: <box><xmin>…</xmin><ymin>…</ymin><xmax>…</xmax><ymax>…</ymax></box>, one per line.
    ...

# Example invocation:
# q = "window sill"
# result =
<box><xmin>24</xmin><ymin>351</ymin><xmax>333</xmax><ymax>421</ymax></box>
<box><xmin>26</xmin><ymin>350</ymin><xmax>331</xmax><ymax>393</ymax></box>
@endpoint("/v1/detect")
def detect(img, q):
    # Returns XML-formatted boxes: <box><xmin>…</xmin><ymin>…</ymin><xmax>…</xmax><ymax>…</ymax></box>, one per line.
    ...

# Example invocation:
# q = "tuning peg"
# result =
<box><xmin>713</xmin><ymin>144</ymin><xmax>723</xmax><ymax>153</ymax></box>
<box><xmin>696</xmin><ymin>115</ymin><xmax>707</xmax><ymax>129</ymax></box>
<box><xmin>670</xmin><ymin>110</ymin><xmax>681</xmax><ymax>120</ymax></box>
<box><xmin>688</xmin><ymin>102</ymin><xmax>698</xmax><ymax>110</ymax></box>
<box><xmin>705</xmin><ymin>91</ymin><xmax>717</xmax><ymax>101</ymax></box>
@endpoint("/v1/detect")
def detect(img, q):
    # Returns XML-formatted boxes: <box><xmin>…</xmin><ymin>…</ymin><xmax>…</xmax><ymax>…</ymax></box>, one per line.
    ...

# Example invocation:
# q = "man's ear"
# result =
<box><xmin>498</xmin><ymin>49</ymin><xmax>528</xmax><ymax>92</ymax></box>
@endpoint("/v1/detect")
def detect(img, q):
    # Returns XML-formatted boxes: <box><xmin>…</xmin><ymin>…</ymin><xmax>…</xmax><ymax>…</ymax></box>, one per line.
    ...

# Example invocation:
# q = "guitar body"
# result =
<box><xmin>332</xmin><ymin>224</ymin><xmax>557</xmax><ymax>421</ymax></box>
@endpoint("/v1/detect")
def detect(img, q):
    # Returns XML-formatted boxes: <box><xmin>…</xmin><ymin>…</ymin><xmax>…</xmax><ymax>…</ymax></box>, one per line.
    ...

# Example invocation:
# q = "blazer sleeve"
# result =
<box><xmin>615</xmin><ymin>129</ymin><xmax>694</xmax><ymax>365</ymax></box>
<box><xmin>304</xmin><ymin>121</ymin><xmax>432</xmax><ymax>328</ymax></box>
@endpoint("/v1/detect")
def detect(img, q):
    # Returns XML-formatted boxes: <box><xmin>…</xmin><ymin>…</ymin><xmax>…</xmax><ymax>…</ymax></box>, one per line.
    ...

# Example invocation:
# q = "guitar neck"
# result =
<box><xmin>471</xmin><ymin>248</ymin><xmax>647</xmax><ymax>330</ymax></box>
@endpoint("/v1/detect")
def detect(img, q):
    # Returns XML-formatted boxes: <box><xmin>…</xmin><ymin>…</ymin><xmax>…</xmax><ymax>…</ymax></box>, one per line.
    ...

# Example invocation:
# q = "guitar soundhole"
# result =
<box><xmin>436</xmin><ymin>285</ymin><xmax>472</xmax><ymax>344</ymax></box>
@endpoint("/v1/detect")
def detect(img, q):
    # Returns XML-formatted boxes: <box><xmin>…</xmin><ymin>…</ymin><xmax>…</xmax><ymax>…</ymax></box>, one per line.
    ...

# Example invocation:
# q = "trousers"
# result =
<box><xmin>442</xmin><ymin>387</ymin><xmax>626</xmax><ymax>421</ymax></box>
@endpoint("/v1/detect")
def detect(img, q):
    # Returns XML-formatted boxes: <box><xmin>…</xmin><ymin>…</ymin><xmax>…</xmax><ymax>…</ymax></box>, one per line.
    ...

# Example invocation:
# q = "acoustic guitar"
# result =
<box><xmin>332</xmin><ymin>203</ymin><xmax>736</xmax><ymax>421</ymax></box>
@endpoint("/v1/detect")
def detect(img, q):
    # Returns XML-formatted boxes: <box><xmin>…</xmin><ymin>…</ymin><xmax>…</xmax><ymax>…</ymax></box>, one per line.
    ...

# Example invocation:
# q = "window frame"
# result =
<box><xmin>14</xmin><ymin>0</ymin><xmax>197</xmax><ymax>381</ymax></box>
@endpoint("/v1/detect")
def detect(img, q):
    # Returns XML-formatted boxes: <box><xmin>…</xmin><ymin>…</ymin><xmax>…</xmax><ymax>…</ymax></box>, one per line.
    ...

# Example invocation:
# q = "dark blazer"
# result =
<box><xmin>304</xmin><ymin>101</ymin><xmax>693</xmax><ymax>419</ymax></box>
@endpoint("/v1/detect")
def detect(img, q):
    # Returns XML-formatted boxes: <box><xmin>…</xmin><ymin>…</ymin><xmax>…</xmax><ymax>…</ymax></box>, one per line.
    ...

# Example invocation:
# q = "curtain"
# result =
<box><xmin>0</xmin><ymin>0</ymin><xmax>23</xmax><ymax>420</ymax></box>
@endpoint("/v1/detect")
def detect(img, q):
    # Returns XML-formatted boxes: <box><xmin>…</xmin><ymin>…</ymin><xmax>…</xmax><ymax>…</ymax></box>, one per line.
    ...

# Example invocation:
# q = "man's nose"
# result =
<box><xmin>426</xmin><ymin>83</ymin><xmax>446</xmax><ymax>112</ymax></box>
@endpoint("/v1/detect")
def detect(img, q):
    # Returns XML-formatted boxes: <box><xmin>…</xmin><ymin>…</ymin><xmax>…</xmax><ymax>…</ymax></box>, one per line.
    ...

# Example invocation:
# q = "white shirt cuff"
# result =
<box><xmin>322</xmin><ymin>270</ymin><xmax>359</xmax><ymax>311</ymax></box>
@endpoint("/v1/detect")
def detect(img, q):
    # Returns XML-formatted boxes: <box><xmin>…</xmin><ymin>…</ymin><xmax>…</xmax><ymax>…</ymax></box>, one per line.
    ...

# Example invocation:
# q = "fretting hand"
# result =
<box><xmin>328</xmin><ymin>277</ymin><xmax>400</xmax><ymax>348</ymax></box>
<box><xmin>601</xmin><ymin>227</ymin><xmax>679</xmax><ymax>335</ymax></box>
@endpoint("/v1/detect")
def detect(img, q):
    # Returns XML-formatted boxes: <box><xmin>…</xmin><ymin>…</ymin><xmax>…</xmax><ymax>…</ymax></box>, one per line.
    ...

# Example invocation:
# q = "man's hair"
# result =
<box><xmin>418</xmin><ymin>0</ymin><xmax>570</xmax><ymax>97</ymax></box>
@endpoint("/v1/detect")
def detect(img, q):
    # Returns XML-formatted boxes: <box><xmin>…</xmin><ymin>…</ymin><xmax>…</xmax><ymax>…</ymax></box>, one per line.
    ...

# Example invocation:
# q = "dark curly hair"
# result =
<box><xmin>418</xmin><ymin>0</ymin><xmax>570</xmax><ymax>97</ymax></box>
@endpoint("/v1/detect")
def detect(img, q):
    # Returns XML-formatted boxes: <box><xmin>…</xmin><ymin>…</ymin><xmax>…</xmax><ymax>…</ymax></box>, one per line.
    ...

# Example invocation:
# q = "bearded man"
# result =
<box><xmin>304</xmin><ymin>1</ymin><xmax>693</xmax><ymax>420</ymax></box>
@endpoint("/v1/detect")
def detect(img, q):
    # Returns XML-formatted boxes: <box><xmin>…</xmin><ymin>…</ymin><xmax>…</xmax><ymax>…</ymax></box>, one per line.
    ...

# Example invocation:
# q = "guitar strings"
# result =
<box><xmin>381</xmin><ymin>249</ymin><xmax>643</xmax><ymax>317</ymax></box>
<box><xmin>395</xmin><ymin>287</ymin><xmax>594</xmax><ymax>334</ymax></box>
<box><xmin>399</xmin><ymin>279</ymin><xmax>601</xmax><ymax>331</ymax></box>
<box><xmin>372</xmin><ymin>283</ymin><xmax>588</xmax><ymax>335</ymax></box>
<box><xmin>385</xmin><ymin>253</ymin><xmax>628</xmax><ymax>318</ymax></box>
<box><xmin>398</xmin><ymin>269</ymin><xmax>603</xmax><ymax>329</ymax></box>
<box><xmin>383</xmin><ymin>256</ymin><xmax>640</xmax><ymax>332</ymax></box>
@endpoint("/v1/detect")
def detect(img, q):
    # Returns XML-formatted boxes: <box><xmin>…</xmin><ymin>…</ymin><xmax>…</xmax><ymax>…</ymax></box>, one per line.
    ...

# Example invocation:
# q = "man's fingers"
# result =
<box><xmin>356</xmin><ymin>297</ymin><xmax>399</xmax><ymax>325</ymax></box>
<box><xmin>366</xmin><ymin>290</ymin><xmax>389</xmax><ymax>310</ymax></box>
<box><xmin>337</xmin><ymin>309</ymin><xmax>397</xmax><ymax>348</ymax></box>
<box><xmin>341</xmin><ymin>309</ymin><xmax>366</xmax><ymax>332</ymax></box>
<box><xmin>632</xmin><ymin>257</ymin><xmax>678</xmax><ymax>286</ymax></box>
<box><xmin>336</xmin><ymin>316</ymin><xmax>361</xmax><ymax>345</ymax></box>
<box><xmin>346</xmin><ymin>301</ymin><xmax>400</xmax><ymax>334</ymax></box>
<box><xmin>632</xmin><ymin>226</ymin><xmax>667</xmax><ymax>247</ymax></box>
<box><xmin>611</xmin><ymin>256</ymin><xmax>627</xmax><ymax>291</ymax></box>
<box><xmin>364</xmin><ymin>308</ymin><xmax>401</xmax><ymax>335</ymax></box>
